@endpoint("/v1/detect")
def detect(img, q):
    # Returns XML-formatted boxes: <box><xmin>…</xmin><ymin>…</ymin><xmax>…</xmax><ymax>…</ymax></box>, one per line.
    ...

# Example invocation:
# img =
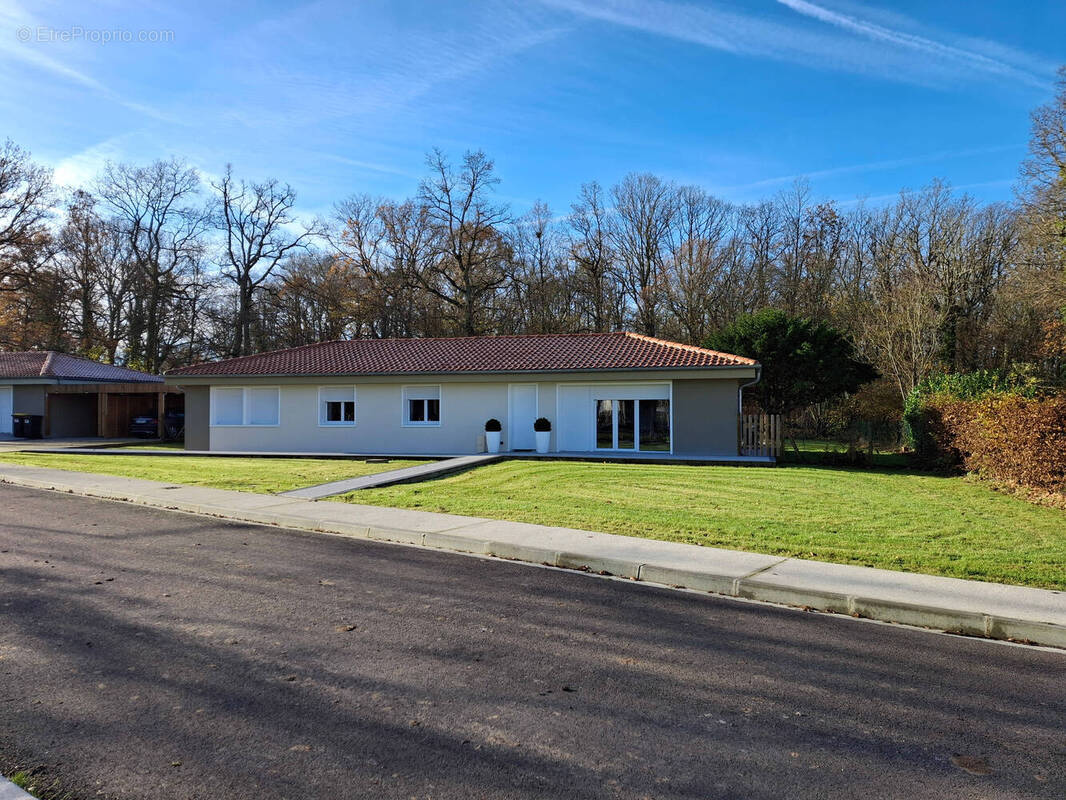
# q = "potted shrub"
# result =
<box><xmin>484</xmin><ymin>418</ymin><xmax>502</xmax><ymax>453</ymax></box>
<box><xmin>533</xmin><ymin>417</ymin><xmax>551</xmax><ymax>454</ymax></box>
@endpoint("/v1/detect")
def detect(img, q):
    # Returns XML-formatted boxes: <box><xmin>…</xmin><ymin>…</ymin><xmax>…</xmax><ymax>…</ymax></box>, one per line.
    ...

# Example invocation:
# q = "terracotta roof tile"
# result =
<box><xmin>0</xmin><ymin>351</ymin><xmax>162</xmax><ymax>382</ymax></box>
<box><xmin>167</xmin><ymin>332</ymin><xmax>756</xmax><ymax>377</ymax></box>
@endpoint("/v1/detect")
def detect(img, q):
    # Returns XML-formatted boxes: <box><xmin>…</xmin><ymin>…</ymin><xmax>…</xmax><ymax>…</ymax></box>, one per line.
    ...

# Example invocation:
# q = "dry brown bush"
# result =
<box><xmin>928</xmin><ymin>395</ymin><xmax>1066</xmax><ymax>494</ymax></box>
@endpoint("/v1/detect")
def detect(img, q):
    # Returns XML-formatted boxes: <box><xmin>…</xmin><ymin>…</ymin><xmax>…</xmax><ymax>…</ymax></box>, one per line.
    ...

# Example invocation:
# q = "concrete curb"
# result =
<box><xmin>1</xmin><ymin>465</ymin><xmax>1064</xmax><ymax>651</ymax></box>
<box><xmin>0</xmin><ymin>777</ymin><xmax>35</xmax><ymax>799</ymax></box>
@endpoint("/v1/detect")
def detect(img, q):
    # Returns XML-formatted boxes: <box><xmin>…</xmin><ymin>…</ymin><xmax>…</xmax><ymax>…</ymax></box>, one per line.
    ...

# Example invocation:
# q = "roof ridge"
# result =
<box><xmin>337</xmin><ymin>331</ymin><xmax>625</xmax><ymax>344</ymax></box>
<box><xmin>622</xmin><ymin>332</ymin><xmax>757</xmax><ymax>365</ymax></box>
<box><xmin>0</xmin><ymin>350</ymin><xmax>161</xmax><ymax>381</ymax></box>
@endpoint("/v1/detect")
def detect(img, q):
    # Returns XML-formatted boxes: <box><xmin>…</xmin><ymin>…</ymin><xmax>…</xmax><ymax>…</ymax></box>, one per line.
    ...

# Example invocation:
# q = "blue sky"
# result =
<box><xmin>1</xmin><ymin>0</ymin><xmax>1062</xmax><ymax>220</ymax></box>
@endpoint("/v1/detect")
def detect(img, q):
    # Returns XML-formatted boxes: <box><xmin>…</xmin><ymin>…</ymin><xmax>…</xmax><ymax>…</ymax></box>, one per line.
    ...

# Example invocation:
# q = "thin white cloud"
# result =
<box><xmin>540</xmin><ymin>0</ymin><xmax>824</xmax><ymax>59</ymax></box>
<box><xmin>724</xmin><ymin>144</ymin><xmax>1022</xmax><ymax>192</ymax></box>
<box><xmin>0</xmin><ymin>0</ymin><xmax>173</xmax><ymax>121</ymax></box>
<box><xmin>0</xmin><ymin>1</ymin><xmax>106</xmax><ymax>90</ymax></box>
<box><xmin>208</xmin><ymin>2</ymin><xmax>569</xmax><ymax>135</ymax></box>
<box><xmin>49</xmin><ymin>135</ymin><xmax>215</xmax><ymax>192</ymax></box>
<box><xmin>837</xmin><ymin>178</ymin><xmax>1015</xmax><ymax>208</ymax></box>
<box><xmin>540</xmin><ymin>0</ymin><xmax>1052</xmax><ymax>89</ymax></box>
<box><xmin>50</xmin><ymin>136</ymin><xmax>128</xmax><ymax>189</ymax></box>
<box><xmin>320</xmin><ymin>154</ymin><xmax>420</xmax><ymax>180</ymax></box>
<box><xmin>539</xmin><ymin>0</ymin><xmax>743</xmax><ymax>53</ymax></box>
<box><xmin>775</xmin><ymin>0</ymin><xmax>1050</xmax><ymax>89</ymax></box>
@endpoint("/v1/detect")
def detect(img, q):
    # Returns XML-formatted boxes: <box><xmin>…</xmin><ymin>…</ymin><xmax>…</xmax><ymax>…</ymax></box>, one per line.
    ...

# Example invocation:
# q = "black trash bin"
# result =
<box><xmin>12</xmin><ymin>413</ymin><xmax>43</xmax><ymax>439</ymax></box>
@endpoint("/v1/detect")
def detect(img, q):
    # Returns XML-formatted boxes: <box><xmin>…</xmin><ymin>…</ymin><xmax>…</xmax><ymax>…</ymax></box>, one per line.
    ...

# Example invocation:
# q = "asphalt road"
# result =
<box><xmin>1</xmin><ymin>484</ymin><xmax>1063</xmax><ymax>800</ymax></box>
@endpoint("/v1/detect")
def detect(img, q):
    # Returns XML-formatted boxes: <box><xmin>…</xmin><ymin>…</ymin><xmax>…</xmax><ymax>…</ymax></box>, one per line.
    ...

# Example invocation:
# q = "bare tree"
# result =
<box><xmin>859</xmin><ymin>276</ymin><xmax>943</xmax><ymax>400</ymax></box>
<box><xmin>213</xmin><ymin>164</ymin><xmax>324</xmax><ymax>356</ymax></box>
<box><xmin>663</xmin><ymin>186</ymin><xmax>732</xmax><ymax>344</ymax></box>
<box><xmin>343</xmin><ymin>195</ymin><xmax>444</xmax><ymax>338</ymax></box>
<box><xmin>98</xmin><ymin>158</ymin><xmax>209</xmax><ymax>371</ymax></box>
<box><xmin>54</xmin><ymin>191</ymin><xmax>100</xmax><ymax>353</ymax></box>
<box><xmin>1016</xmin><ymin>65</ymin><xmax>1066</xmax><ymax>377</ymax></box>
<box><xmin>417</xmin><ymin>149</ymin><xmax>511</xmax><ymax>335</ymax></box>
<box><xmin>266</xmin><ymin>253</ymin><xmax>363</xmax><ymax>347</ymax></box>
<box><xmin>0</xmin><ymin>140</ymin><xmax>53</xmax><ymax>293</ymax></box>
<box><xmin>507</xmin><ymin>201</ymin><xmax>573</xmax><ymax>334</ymax></box>
<box><xmin>1019</xmin><ymin>65</ymin><xmax>1066</xmax><ymax>242</ymax></box>
<box><xmin>737</xmin><ymin>200</ymin><xmax>780</xmax><ymax>314</ymax></box>
<box><xmin>775</xmin><ymin>179</ymin><xmax>814</xmax><ymax>314</ymax></box>
<box><xmin>610</xmin><ymin>173</ymin><xmax>677</xmax><ymax>336</ymax></box>
<box><xmin>898</xmin><ymin>181</ymin><xmax>1011</xmax><ymax>370</ymax></box>
<box><xmin>568</xmin><ymin>181</ymin><xmax>618</xmax><ymax>332</ymax></box>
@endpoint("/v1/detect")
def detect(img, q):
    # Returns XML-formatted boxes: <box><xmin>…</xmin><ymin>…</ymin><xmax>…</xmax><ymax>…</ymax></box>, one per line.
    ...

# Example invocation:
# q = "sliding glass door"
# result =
<box><xmin>596</xmin><ymin>400</ymin><xmax>613</xmax><ymax>449</ymax></box>
<box><xmin>594</xmin><ymin>398</ymin><xmax>670</xmax><ymax>452</ymax></box>
<box><xmin>638</xmin><ymin>399</ymin><xmax>671</xmax><ymax>451</ymax></box>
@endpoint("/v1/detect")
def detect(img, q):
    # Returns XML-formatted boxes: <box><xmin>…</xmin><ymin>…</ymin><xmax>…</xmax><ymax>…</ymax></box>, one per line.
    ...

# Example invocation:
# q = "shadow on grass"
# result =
<box><xmin>777</xmin><ymin>438</ymin><xmax>918</xmax><ymax>472</ymax></box>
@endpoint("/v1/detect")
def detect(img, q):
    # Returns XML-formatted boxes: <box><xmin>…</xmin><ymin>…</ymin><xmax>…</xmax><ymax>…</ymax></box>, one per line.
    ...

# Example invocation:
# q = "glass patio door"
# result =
<box><xmin>595</xmin><ymin>398</ymin><xmax>668</xmax><ymax>451</ymax></box>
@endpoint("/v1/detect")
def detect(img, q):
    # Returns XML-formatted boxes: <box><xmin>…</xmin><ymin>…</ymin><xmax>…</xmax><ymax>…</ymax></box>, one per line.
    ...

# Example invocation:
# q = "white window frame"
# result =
<box><xmin>402</xmin><ymin>384</ymin><xmax>442</xmax><ymax>427</ymax></box>
<box><xmin>592</xmin><ymin>383</ymin><xmax>672</xmax><ymax>454</ymax></box>
<box><xmin>596</xmin><ymin>400</ymin><xmax>635</xmax><ymax>451</ymax></box>
<box><xmin>209</xmin><ymin>386</ymin><xmax>281</xmax><ymax>427</ymax></box>
<box><xmin>318</xmin><ymin>386</ymin><xmax>357</xmax><ymax>427</ymax></box>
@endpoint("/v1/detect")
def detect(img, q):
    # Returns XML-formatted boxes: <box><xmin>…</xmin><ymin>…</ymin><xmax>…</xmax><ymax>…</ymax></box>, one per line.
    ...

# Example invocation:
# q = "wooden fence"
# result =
<box><xmin>739</xmin><ymin>414</ymin><xmax>783</xmax><ymax>458</ymax></box>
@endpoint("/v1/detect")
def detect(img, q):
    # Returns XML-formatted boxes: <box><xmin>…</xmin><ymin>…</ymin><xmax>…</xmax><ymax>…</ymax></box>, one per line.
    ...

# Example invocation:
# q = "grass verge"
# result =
<box><xmin>3</xmin><ymin>767</ymin><xmax>76</xmax><ymax>800</ymax></box>
<box><xmin>335</xmin><ymin>459</ymin><xmax>1066</xmax><ymax>590</ymax></box>
<box><xmin>0</xmin><ymin>453</ymin><xmax>427</xmax><ymax>494</ymax></box>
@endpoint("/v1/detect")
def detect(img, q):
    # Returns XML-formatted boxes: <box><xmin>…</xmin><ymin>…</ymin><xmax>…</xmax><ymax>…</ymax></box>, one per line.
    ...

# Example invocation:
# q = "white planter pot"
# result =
<box><xmin>485</xmin><ymin>430</ymin><xmax>501</xmax><ymax>454</ymax></box>
<box><xmin>535</xmin><ymin>430</ymin><xmax>550</xmax><ymax>454</ymax></box>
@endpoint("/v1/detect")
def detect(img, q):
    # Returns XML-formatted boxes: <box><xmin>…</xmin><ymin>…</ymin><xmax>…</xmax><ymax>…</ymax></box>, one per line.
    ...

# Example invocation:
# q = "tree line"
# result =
<box><xmin>1</xmin><ymin>68</ymin><xmax>1063</xmax><ymax>409</ymax></box>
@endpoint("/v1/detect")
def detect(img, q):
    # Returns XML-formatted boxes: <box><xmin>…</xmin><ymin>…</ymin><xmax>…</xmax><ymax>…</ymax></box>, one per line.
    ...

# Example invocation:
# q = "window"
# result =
<box><xmin>319</xmin><ymin>387</ymin><xmax>356</xmax><ymax>425</ymax></box>
<box><xmin>210</xmin><ymin>387</ymin><xmax>280</xmax><ymax>426</ymax></box>
<box><xmin>594</xmin><ymin>398</ymin><xmax>670</xmax><ymax>451</ymax></box>
<box><xmin>403</xmin><ymin>385</ymin><xmax>441</xmax><ymax>426</ymax></box>
<box><xmin>247</xmin><ymin>388</ymin><xmax>280</xmax><ymax>426</ymax></box>
<box><xmin>212</xmin><ymin>388</ymin><xmax>244</xmax><ymax>426</ymax></box>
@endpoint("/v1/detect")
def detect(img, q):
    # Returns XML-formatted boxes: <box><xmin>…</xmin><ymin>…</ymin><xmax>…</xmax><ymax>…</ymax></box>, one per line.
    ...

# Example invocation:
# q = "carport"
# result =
<box><xmin>45</xmin><ymin>383</ymin><xmax>185</xmax><ymax>438</ymax></box>
<box><xmin>0</xmin><ymin>351</ymin><xmax>181</xmax><ymax>439</ymax></box>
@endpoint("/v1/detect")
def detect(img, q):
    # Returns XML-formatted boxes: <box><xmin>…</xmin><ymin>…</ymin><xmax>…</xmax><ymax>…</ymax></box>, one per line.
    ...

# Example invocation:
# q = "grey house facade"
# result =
<box><xmin>166</xmin><ymin>332</ymin><xmax>760</xmax><ymax>457</ymax></box>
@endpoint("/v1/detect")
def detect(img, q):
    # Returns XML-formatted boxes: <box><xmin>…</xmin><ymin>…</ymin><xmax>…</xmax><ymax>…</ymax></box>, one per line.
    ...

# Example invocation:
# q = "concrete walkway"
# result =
<box><xmin>280</xmin><ymin>454</ymin><xmax>502</xmax><ymax>498</ymax></box>
<box><xmin>0</xmin><ymin>462</ymin><xmax>1063</xmax><ymax>650</ymax></box>
<box><xmin>0</xmin><ymin>778</ymin><xmax>33</xmax><ymax>799</ymax></box>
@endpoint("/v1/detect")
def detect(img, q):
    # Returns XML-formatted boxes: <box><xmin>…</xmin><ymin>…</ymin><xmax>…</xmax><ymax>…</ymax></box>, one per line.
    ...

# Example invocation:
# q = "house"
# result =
<box><xmin>166</xmin><ymin>332</ymin><xmax>759</xmax><ymax>457</ymax></box>
<box><xmin>0</xmin><ymin>351</ymin><xmax>180</xmax><ymax>439</ymax></box>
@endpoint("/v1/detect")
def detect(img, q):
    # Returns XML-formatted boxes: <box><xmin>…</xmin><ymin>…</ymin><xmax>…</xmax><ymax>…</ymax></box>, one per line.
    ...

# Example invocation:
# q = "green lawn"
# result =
<box><xmin>3</xmin><ymin>451</ymin><xmax>1062</xmax><ymax>590</ymax></box>
<box><xmin>0</xmin><ymin>453</ymin><xmax>427</xmax><ymax>495</ymax></box>
<box><xmin>335</xmin><ymin>460</ymin><xmax>1066</xmax><ymax>590</ymax></box>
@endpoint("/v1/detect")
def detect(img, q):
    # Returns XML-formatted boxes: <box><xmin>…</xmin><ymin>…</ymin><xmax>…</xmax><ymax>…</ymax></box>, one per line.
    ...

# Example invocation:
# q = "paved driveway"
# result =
<box><xmin>0</xmin><ymin>484</ymin><xmax>1063</xmax><ymax>799</ymax></box>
